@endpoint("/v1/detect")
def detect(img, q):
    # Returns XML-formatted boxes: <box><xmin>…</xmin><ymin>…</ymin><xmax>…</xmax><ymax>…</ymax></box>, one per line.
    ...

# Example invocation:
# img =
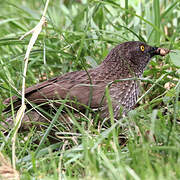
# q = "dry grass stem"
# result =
<box><xmin>11</xmin><ymin>0</ymin><xmax>50</xmax><ymax>170</ymax></box>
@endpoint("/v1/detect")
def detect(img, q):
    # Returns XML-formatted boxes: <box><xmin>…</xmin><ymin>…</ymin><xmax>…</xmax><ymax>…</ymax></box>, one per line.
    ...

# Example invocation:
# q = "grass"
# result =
<box><xmin>0</xmin><ymin>0</ymin><xmax>180</xmax><ymax>179</ymax></box>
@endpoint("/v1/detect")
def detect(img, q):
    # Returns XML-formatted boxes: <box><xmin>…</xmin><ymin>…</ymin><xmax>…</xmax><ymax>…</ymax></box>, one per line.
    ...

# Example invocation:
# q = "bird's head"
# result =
<box><xmin>119</xmin><ymin>41</ymin><xmax>162</xmax><ymax>65</ymax></box>
<box><xmin>104</xmin><ymin>41</ymin><xmax>169</xmax><ymax>76</ymax></box>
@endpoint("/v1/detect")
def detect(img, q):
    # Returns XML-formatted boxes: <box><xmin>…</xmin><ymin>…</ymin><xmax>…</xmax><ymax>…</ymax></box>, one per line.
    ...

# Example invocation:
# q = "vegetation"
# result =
<box><xmin>0</xmin><ymin>0</ymin><xmax>180</xmax><ymax>179</ymax></box>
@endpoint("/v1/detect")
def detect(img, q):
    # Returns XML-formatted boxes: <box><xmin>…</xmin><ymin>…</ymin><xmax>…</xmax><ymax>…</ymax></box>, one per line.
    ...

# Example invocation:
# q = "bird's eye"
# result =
<box><xmin>140</xmin><ymin>45</ymin><xmax>145</xmax><ymax>52</ymax></box>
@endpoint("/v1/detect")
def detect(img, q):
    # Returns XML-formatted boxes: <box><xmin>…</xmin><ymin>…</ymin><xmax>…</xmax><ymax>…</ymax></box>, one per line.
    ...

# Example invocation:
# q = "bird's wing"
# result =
<box><xmin>3</xmin><ymin>71</ymin><xmax>107</xmax><ymax>112</ymax></box>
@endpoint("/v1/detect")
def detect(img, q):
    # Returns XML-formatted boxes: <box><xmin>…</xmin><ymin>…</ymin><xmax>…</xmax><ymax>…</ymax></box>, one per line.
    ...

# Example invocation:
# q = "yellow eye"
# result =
<box><xmin>140</xmin><ymin>45</ymin><xmax>145</xmax><ymax>52</ymax></box>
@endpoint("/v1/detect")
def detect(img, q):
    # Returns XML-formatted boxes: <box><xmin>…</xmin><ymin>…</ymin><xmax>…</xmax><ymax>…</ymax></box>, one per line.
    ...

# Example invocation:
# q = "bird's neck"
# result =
<box><xmin>99</xmin><ymin>58</ymin><xmax>143</xmax><ymax>80</ymax></box>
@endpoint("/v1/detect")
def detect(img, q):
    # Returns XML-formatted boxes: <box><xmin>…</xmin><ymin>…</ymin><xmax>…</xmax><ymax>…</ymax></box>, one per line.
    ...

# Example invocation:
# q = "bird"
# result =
<box><xmin>3</xmin><ymin>41</ymin><xmax>169</xmax><ymax>128</ymax></box>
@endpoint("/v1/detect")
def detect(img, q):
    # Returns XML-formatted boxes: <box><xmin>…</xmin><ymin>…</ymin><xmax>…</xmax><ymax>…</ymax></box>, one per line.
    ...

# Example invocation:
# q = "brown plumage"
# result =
<box><xmin>3</xmin><ymin>41</ymin><xmax>169</xmax><ymax>123</ymax></box>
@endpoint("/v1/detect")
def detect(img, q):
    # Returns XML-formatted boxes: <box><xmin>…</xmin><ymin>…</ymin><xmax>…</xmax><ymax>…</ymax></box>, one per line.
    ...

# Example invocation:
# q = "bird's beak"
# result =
<box><xmin>148</xmin><ymin>47</ymin><xmax>158</xmax><ymax>57</ymax></box>
<box><xmin>149</xmin><ymin>46</ymin><xmax>170</xmax><ymax>57</ymax></box>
